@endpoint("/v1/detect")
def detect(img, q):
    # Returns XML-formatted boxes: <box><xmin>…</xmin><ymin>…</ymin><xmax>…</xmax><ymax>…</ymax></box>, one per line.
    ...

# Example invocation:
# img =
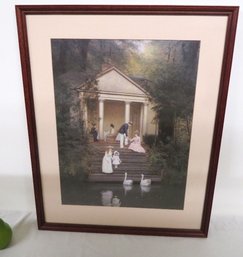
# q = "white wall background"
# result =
<box><xmin>0</xmin><ymin>0</ymin><xmax>243</xmax><ymax>220</ymax></box>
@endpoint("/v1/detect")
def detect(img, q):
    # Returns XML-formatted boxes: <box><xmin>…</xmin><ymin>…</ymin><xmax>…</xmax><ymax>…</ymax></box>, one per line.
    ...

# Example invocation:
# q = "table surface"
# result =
<box><xmin>1</xmin><ymin>210</ymin><xmax>243</xmax><ymax>257</ymax></box>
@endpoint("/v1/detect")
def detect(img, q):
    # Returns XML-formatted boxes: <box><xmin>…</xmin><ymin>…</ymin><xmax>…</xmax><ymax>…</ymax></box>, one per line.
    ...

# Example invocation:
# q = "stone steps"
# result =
<box><xmin>92</xmin><ymin>154</ymin><xmax>147</xmax><ymax>159</ymax></box>
<box><xmin>91</xmin><ymin>162</ymin><xmax>151</xmax><ymax>169</ymax></box>
<box><xmin>88</xmin><ymin>141</ymin><xmax>162</xmax><ymax>183</ymax></box>
<box><xmin>88</xmin><ymin>173</ymin><xmax>163</xmax><ymax>183</ymax></box>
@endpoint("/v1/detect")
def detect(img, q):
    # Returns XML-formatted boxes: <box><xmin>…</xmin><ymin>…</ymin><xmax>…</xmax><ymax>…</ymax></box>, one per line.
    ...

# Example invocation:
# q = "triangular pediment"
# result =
<box><xmin>96</xmin><ymin>67</ymin><xmax>148</xmax><ymax>97</ymax></box>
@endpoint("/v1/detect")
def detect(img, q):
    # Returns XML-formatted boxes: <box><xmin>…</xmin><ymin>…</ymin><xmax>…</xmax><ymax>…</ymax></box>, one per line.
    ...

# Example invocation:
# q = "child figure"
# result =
<box><xmin>112</xmin><ymin>151</ymin><xmax>121</xmax><ymax>168</ymax></box>
<box><xmin>128</xmin><ymin>131</ymin><xmax>146</xmax><ymax>153</ymax></box>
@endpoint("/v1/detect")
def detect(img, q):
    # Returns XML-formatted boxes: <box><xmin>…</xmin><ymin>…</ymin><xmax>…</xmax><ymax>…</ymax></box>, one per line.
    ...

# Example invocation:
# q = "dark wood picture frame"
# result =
<box><xmin>16</xmin><ymin>5</ymin><xmax>238</xmax><ymax>237</ymax></box>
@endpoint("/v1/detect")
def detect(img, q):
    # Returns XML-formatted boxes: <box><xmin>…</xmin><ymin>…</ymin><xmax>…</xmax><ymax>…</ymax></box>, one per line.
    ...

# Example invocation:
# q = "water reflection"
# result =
<box><xmin>123</xmin><ymin>184</ymin><xmax>133</xmax><ymax>195</ymax></box>
<box><xmin>101</xmin><ymin>190</ymin><xmax>113</xmax><ymax>206</ymax></box>
<box><xmin>140</xmin><ymin>185</ymin><xmax>151</xmax><ymax>196</ymax></box>
<box><xmin>62</xmin><ymin>179</ymin><xmax>186</xmax><ymax>209</ymax></box>
<box><xmin>101</xmin><ymin>190</ymin><xmax>121</xmax><ymax>207</ymax></box>
<box><xmin>111</xmin><ymin>196</ymin><xmax>121</xmax><ymax>207</ymax></box>
<box><xmin>101</xmin><ymin>185</ymin><xmax>153</xmax><ymax>207</ymax></box>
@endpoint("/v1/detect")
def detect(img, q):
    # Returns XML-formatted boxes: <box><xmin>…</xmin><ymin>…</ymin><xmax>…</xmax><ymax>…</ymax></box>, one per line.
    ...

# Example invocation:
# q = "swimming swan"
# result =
<box><xmin>123</xmin><ymin>172</ymin><xmax>133</xmax><ymax>186</ymax></box>
<box><xmin>140</xmin><ymin>174</ymin><xmax>151</xmax><ymax>186</ymax></box>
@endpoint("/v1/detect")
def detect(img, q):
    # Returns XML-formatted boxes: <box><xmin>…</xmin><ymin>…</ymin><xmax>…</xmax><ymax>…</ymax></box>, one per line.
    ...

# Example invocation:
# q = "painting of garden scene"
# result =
<box><xmin>51</xmin><ymin>39</ymin><xmax>200</xmax><ymax>209</ymax></box>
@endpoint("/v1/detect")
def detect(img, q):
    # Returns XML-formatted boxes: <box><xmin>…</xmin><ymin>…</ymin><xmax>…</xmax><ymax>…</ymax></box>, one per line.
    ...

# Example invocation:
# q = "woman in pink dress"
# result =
<box><xmin>128</xmin><ymin>131</ymin><xmax>146</xmax><ymax>153</ymax></box>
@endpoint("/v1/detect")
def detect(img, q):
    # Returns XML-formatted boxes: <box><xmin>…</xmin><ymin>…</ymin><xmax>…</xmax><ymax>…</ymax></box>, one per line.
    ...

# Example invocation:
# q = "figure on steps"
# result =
<box><xmin>104</xmin><ymin>123</ymin><xmax>115</xmax><ymax>142</ymax></box>
<box><xmin>116</xmin><ymin>121</ymin><xmax>132</xmax><ymax>148</ymax></box>
<box><xmin>128</xmin><ymin>131</ymin><xmax>145</xmax><ymax>153</ymax></box>
<box><xmin>112</xmin><ymin>151</ymin><xmax>121</xmax><ymax>168</ymax></box>
<box><xmin>90</xmin><ymin>123</ymin><xmax>98</xmax><ymax>142</ymax></box>
<box><xmin>102</xmin><ymin>146</ymin><xmax>113</xmax><ymax>174</ymax></box>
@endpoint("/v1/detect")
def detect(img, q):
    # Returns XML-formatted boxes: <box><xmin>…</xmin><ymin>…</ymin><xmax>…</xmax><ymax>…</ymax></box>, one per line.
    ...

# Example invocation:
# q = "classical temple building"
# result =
<box><xmin>78</xmin><ymin>66</ymin><xmax>158</xmax><ymax>139</ymax></box>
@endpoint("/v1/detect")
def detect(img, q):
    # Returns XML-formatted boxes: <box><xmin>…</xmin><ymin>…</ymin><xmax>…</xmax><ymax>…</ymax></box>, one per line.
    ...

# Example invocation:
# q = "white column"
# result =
<box><xmin>140</xmin><ymin>103</ymin><xmax>144</xmax><ymax>138</ymax></box>
<box><xmin>84</xmin><ymin>101</ymin><xmax>88</xmax><ymax>128</ymax></box>
<box><xmin>79</xmin><ymin>92</ymin><xmax>87</xmax><ymax>128</ymax></box>
<box><xmin>125</xmin><ymin>101</ymin><xmax>131</xmax><ymax>123</ymax></box>
<box><xmin>79</xmin><ymin>92</ymin><xmax>84</xmax><ymax>119</ymax></box>
<box><xmin>98</xmin><ymin>99</ymin><xmax>104</xmax><ymax>140</ymax></box>
<box><xmin>143</xmin><ymin>102</ymin><xmax>148</xmax><ymax>135</ymax></box>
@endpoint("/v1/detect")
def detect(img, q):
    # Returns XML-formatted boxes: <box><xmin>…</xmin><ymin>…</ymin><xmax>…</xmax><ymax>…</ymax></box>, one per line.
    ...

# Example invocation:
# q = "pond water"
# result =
<box><xmin>61</xmin><ymin>179</ymin><xmax>186</xmax><ymax>210</ymax></box>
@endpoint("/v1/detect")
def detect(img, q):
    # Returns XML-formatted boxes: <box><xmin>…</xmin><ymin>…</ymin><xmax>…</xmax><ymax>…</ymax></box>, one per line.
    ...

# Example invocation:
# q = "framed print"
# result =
<box><xmin>16</xmin><ymin>5</ymin><xmax>238</xmax><ymax>237</ymax></box>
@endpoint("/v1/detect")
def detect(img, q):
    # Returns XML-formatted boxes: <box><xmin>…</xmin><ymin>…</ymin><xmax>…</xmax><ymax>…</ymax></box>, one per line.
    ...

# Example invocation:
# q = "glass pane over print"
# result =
<box><xmin>51</xmin><ymin>39</ymin><xmax>200</xmax><ymax>209</ymax></box>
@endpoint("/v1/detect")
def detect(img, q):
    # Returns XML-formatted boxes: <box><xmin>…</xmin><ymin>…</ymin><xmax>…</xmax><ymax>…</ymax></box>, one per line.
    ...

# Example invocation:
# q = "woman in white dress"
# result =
<box><xmin>104</xmin><ymin>123</ymin><xmax>115</xmax><ymax>142</ymax></box>
<box><xmin>102</xmin><ymin>146</ymin><xmax>113</xmax><ymax>173</ymax></box>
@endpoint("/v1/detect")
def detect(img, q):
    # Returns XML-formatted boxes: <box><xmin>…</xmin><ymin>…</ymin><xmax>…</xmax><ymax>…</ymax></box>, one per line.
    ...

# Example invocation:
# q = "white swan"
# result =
<box><xmin>140</xmin><ymin>174</ymin><xmax>151</xmax><ymax>186</ymax></box>
<box><xmin>123</xmin><ymin>172</ymin><xmax>133</xmax><ymax>186</ymax></box>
